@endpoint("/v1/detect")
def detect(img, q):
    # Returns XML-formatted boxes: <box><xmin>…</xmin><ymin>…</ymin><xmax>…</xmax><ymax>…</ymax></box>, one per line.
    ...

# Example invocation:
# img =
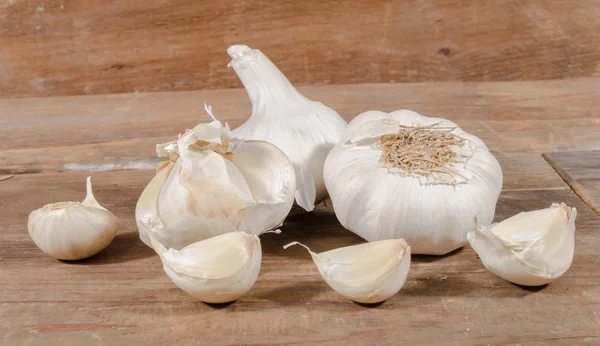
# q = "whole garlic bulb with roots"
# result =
<box><xmin>228</xmin><ymin>44</ymin><xmax>347</xmax><ymax>212</ymax></box>
<box><xmin>136</xmin><ymin>106</ymin><xmax>296</xmax><ymax>249</ymax></box>
<box><xmin>28</xmin><ymin>177</ymin><xmax>118</xmax><ymax>260</ymax></box>
<box><xmin>323</xmin><ymin>110</ymin><xmax>503</xmax><ymax>255</ymax></box>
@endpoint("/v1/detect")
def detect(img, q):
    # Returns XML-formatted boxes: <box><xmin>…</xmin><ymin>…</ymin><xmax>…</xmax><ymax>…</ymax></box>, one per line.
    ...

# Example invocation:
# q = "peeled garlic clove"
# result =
<box><xmin>28</xmin><ymin>177</ymin><xmax>118</xmax><ymax>260</ymax></box>
<box><xmin>150</xmin><ymin>232</ymin><xmax>262</xmax><ymax>303</ymax></box>
<box><xmin>228</xmin><ymin>44</ymin><xmax>347</xmax><ymax>212</ymax></box>
<box><xmin>284</xmin><ymin>239</ymin><xmax>411</xmax><ymax>303</ymax></box>
<box><xmin>323</xmin><ymin>110</ymin><xmax>503</xmax><ymax>255</ymax></box>
<box><xmin>468</xmin><ymin>203</ymin><xmax>576</xmax><ymax>286</ymax></box>
<box><xmin>136</xmin><ymin>106</ymin><xmax>296</xmax><ymax>249</ymax></box>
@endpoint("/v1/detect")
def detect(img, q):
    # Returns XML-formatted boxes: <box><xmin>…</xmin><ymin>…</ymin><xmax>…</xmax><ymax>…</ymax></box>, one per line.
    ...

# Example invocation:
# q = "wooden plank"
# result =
<box><xmin>1</xmin><ymin>1</ymin><xmax>600</xmax><ymax>97</ymax></box>
<box><xmin>1</xmin><ymin>170</ymin><xmax>599</xmax><ymax>345</ymax></box>
<box><xmin>1</xmin><ymin>81</ymin><xmax>599</xmax><ymax>344</ymax></box>
<box><xmin>544</xmin><ymin>150</ymin><xmax>600</xmax><ymax>215</ymax></box>
<box><xmin>0</xmin><ymin>144</ymin><xmax>567</xmax><ymax>190</ymax></box>
<box><xmin>1</xmin><ymin>78</ymin><xmax>598</xmax><ymax>151</ymax></box>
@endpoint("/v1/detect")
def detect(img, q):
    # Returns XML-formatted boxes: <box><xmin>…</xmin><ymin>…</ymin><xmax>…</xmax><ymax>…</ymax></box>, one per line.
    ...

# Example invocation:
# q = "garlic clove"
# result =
<box><xmin>467</xmin><ymin>203</ymin><xmax>576</xmax><ymax>286</ymax></box>
<box><xmin>284</xmin><ymin>239</ymin><xmax>411</xmax><ymax>303</ymax></box>
<box><xmin>228</xmin><ymin>44</ymin><xmax>347</xmax><ymax>212</ymax></box>
<box><xmin>323</xmin><ymin>110</ymin><xmax>502</xmax><ymax>255</ymax></box>
<box><xmin>228</xmin><ymin>141</ymin><xmax>296</xmax><ymax>233</ymax></box>
<box><xmin>150</xmin><ymin>232</ymin><xmax>262</xmax><ymax>303</ymax></box>
<box><xmin>136</xmin><ymin>162</ymin><xmax>173</xmax><ymax>247</ymax></box>
<box><xmin>28</xmin><ymin>177</ymin><xmax>118</xmax><ymax>260</ymax></box>
<box><xmin>293</xmin><ymin>164</ymin><xmax>317</xmax><ymax>213</ymax></box>
<box><xmin>136</xmin><ymin>109</ymin><xmax>296</xmax><ymax>250</ymax></box>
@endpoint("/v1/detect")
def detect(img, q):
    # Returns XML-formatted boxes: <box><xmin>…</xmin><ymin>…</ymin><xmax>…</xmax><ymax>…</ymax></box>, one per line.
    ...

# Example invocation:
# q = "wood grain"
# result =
<box><xmin>1</xmin><ymin>1</ymin><xmax>600</xmax><ymax>97</ymax></box>
<box><xmin>1</xmin><ymin>171</ymin><xmax>599</xmax><ymax>345</ymax></box>
<box><xmin>1</xmin><ymin>80</ymin><xmax>599</xmax><ymax>344</ymax></box>
<box><xmin>544</xmin><ymin>151</ymin><xmax>600</xmax><ymax>215</ymax></box>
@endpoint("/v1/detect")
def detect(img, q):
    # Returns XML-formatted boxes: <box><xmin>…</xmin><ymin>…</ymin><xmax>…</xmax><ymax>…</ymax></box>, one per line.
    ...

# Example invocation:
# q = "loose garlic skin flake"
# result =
<box><xmin>468</xmin><ymin>203</ymin><xmax>576</xmax><ymax>286</ymax></box>
<box><xmin>228</xmin><ymin>44</ymin><xmax>347</xmax><ymax>212</ymax></box>
<box><xmin>151</xmin><ymin>232</ymin><xmax>261</xmax><ymax>304</ymax></box>
<box><xmin>284</xmin><ymin>239</ymin><xmax>411</xmax><ymax>304</ymax></box>
<box><xmin>323</xmin><ymin>110</ymin><xmax>503</xmax><ymax>255</ymax></box>
<box><xmin>136</xmin><ymin>111</ymin><xmax>296</xmax><ymax>249</ymax></box>
<box><xmin>28</xmin><ymin>177</ymin><xmax>118</xmax><ymax>260</ymax></box>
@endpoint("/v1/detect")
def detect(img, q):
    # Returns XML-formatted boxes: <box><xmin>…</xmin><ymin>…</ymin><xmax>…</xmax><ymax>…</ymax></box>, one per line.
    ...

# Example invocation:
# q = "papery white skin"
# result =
<box><xmin>284</xmin><ymin>239</ymin><xmax>411</xmax><ymax>303</ymax></box>
<box><xmin>468</xmin><ymin>203</ymin><xmax>576</xmax><ymax>286</ymax></box>
<box><xmin>151</xmin><ymin>232</ymin><xmax>261</xmax><ymax>303</ymax></box>
<box><xmin>28</xmin><ymin>177</ymin><xmax>118</xmax><ymax>260</ymax></box>
<box><xmin>324</xmin><ymin>110</ymin><xmax>503</xmax><ymax>255</ymax></box>
<box><xmin>228</xmin><ymin>44</ymin><xmax>347</xmax><ymax>212</ymax></box>
<box><xmin>136</xmin><ymin>110</ymin><xmax>296</xmax><ymax>249</ymax></box>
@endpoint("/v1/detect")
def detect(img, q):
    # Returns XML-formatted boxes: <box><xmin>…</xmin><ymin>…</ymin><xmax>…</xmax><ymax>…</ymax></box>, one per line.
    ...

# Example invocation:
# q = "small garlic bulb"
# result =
<box><xmin>28</xmin><ymin>177</ymin><xmax>118</xmax><ymax>260</ymax></box>
<box><xmin>136</xmin><ymin>106</ymin><xmax>296</xmax><ymax>249</ymax></box>
<box><xmin>284</xmin><ymin>239</ymin><xmax>411</xmax><ymax>303</ymax></box>
<box><xmin>228</xmin><ymin>44</ymin><xmax>347</xmax><ymax>212</ymax></box>
<box><xmin>323</xmin><ymin>110</ymin><xmax>503</xmax><ymax>255</ymax></box>
<box><xmin>468</xmin><ymin>203</ymin><xmax>576</xmax><ymax>286</ymax></box>
<box><xmin>150</xmin><ymin>232</ymin><xmax>262</xmax><ymax>303</ymax></box>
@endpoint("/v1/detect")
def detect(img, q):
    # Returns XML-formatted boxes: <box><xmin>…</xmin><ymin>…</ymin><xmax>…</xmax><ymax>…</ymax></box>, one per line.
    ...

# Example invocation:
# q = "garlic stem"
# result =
<box><xmin>82</xmin><ymin>176</ymin><xmax>104</xmax><ymax>210</ymax></box>
<box><xmin>228</xmin><ymin>45</ymin><xmax>305</xmax><ymax>109</ymax></box>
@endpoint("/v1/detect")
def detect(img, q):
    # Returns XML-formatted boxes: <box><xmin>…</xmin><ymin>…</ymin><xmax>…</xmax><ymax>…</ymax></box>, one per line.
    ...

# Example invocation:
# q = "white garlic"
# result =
<box><xmin>28</xmin><ymin>177</ymin><xmax>118</xmax><ymax>260</ymax></box>
<box><xmin>136</xmin><ymin>105</ymin><xmax>296</xmax><ymax>249</ymax></box>
<box><xmin>228</xmin><ymin>44</ymin><xmax>347</xmax><ymax>212</ymax></box>
<box><xmin>323</xmin><ymin>110</ymin><xmax>503</xmax><ymax>255</ymax></box>
<box><xmin>150</xmin><ymin>232</ymin><xmax>262</xmax><ymax>303</ymax></box>
<box><xmin>468</xmin><ymin>203</ymin><xmax>576</xmax><ymax>286</ymax></box>
<box><xmin>284</xmin><ymin>239</ymin><xmax>411</xmax><ymax>303</ymax></box>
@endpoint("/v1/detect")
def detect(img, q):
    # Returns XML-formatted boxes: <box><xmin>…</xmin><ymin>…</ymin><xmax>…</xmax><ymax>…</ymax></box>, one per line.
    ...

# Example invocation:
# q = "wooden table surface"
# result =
<box><xmin>1</xmin><ymin>79</ymin><xmax>599</xmax><ymax>345</ymax></box>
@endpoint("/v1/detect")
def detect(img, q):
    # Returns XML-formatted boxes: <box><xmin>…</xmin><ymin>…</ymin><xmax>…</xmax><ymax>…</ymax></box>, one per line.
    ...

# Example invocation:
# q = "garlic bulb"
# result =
<box><xmin>136</xmin><ymin>106</ymin><xmax>296</xmax><ymax>249</ymax></box>
<box><xmin>323</xmin><ymin>110</ymin><xmax>503</xmax><ymax>255</ymax></box>
<box><xmin>468</xmin><ymin>203</ymin><xmax>576</xmax><ymax>286</ymax></box>
<box><xmin>28</xmin><ymin>177</ymin><xmax>118</xmax><ymax>260</ymax></box>
<box><xmin>228</xmin><ymin>44</ymin><xmax>347</xmax><ymax>212</ymax></box>
<box><xmin>284</xmin><ymin>239</ymin><xmax>410</xmax><ymax>303</ymax></box>
<box><xmin>150</xmin><ymin>232</ymin><xmax>261</xmax><ymax>303</ymax></box>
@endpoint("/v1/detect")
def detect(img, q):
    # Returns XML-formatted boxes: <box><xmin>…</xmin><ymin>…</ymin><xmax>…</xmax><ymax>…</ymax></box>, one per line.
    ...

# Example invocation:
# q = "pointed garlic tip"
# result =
<box><xmin>263</xmin><ymin>229</ymin><xmax>282</xmax><ymax>235</ymax></box>
<box><xmin>204</xmin><ymin>102</ymin><xmax>217</xmax><ymax>122</ymax></box>
<box><xmin>282</xmin><ymin>241</ymin><xmax>311</xmax><ymax>251</ymax></box>
<box><xmin>227</xmin><ymin>44</ymin><xmax>254</xmax><ymax>60</ymax></box>
<box><xmin>154</xmin><ymin>232</ymin><xmax>262</xmax><ymax>303</ymax></box>
<box><xmin>81</xmin><ymin>176</ymin><xmax>103</xmax><ymax>209</ymax></box>
<box><xmin>285</xmin><ymin>239</ymin><xmax>411</xmax><ymax>304</ymax></box>
<box><xmin>27</xmin><ymin>177</ymin><xmax>118</xmax><ymax>260</ymax></box>
<box><xmin>468</xmin><ymin>203</ymin><xmax>576</xmax><ymax>286</ymax></box>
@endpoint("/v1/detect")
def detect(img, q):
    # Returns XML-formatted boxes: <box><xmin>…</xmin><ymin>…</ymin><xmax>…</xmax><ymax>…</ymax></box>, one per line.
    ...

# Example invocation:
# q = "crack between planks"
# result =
<box><xmin>542</xmin><ymin>153</ymin><xmax>600</xmax><ymax>216</ymax></box>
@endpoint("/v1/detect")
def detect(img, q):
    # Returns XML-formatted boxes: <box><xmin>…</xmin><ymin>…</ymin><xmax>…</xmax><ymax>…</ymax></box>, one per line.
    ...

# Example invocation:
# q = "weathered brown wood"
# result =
<box><xmin>1</xmin><ymin>81</ymin><xmax>599</xmax><ymax>344</ymax></box>
<box><xmin>1</xmin><ymin>171</ymin><xmax>599</xmax><ymax>345</ymax></box>
<box><xmin>1</xmin><ymin>1</ymin><xmax>600</xmax><ymax>97</ymax></box>
<box><xmin>1</xmin><ymin>78</ymin><xmax>598</xmax><ymax>151</ymax></box>
<box><xmin>544</xmin><ymin>151</ymin><xmax>600</xmax><ymax>215</ymax></box>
